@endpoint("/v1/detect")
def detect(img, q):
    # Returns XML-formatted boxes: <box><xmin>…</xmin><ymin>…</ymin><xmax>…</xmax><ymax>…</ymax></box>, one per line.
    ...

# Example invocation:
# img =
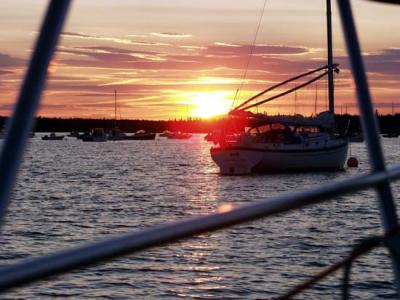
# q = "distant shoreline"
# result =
<box><xmin>0</xmin><ymin>116</ymin><xmax>224</xmax><ymax>134</ymax></box>
<box><xmin>0</xmin><ymin>115</ymin><xmax>399</xmax><ymax>134</ymax></box>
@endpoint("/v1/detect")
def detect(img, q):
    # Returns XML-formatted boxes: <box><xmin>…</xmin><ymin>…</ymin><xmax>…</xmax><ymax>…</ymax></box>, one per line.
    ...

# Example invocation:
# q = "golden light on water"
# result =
<box><xmin>190</xmin><ymin>91</ymin><xmax>233</xmax><ymax>118</ymax></box>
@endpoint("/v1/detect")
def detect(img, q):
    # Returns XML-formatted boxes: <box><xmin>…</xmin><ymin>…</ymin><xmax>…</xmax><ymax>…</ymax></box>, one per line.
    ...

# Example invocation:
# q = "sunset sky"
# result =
<box><xmin>0</xmin><ymin>0</ymin><xmax>399</xmax><ymax>119</ymax></box>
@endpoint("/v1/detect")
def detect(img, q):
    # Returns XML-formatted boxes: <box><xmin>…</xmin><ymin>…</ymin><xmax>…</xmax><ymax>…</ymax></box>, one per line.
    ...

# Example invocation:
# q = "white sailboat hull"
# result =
<box><xmin>210</xmin><ymin>148</ymin><xmax>264</xmax><ymax>175</ymax></box>
<box><xmin>211</xmin><ymin>142</ymin><xmax>348</xmax><ymax>175</ymax></box>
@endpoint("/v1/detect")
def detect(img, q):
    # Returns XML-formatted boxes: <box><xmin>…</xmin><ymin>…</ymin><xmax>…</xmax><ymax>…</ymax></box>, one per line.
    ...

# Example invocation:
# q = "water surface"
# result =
<box><xmin>2</xmin><ymin>135</ymin><xmax>400</xmax><ymax>299</ymax></box>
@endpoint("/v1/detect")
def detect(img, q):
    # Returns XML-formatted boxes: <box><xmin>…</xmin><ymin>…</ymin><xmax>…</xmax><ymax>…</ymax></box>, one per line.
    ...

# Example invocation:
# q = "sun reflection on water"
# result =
<box><xmin>217</xmin><ymin>203</ymin><xmax>235</xmax><ymax>213</ymax></box>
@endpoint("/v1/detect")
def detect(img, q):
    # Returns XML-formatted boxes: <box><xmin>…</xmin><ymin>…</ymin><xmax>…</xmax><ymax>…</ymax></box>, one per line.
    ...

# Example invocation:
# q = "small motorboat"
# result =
<box><xmin>161</xmin><ymin>131</ymin><xmax>192</xmax><ymax>139</ymax></box>
<box><xmin>159</xmin><ymin>130</ymin><xmax>171</xmax><ymax>137</ymax></box>
<box><xmin>125</xmin><ymin>130</ymin><xmax>156</xmax><ymax>140</ymax></box>
<box><xmin>169</xmin><ymin>132</ymin><xmax>192</xmax><ymax>139</ymax></box>
<box><xmin>42</xmin><ymin>133</ymin><xmax>64</xmax><ymax>140</ymax></box>
<box><xmin>67</xmin><ymin>131</ymin><xmax>80</xmax><ymax>138</ymax></box>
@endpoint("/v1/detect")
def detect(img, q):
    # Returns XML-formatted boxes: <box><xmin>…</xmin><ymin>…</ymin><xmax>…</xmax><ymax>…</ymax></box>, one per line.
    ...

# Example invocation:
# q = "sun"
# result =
<box><xmin>191</xmin><ymin>92</ymin><xmax>233</xmax><ymax>118</ymax></box>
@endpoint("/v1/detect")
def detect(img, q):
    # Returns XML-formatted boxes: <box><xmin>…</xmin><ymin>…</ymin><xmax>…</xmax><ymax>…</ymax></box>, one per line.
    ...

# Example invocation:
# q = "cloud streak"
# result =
<box><xmin>61</xmin><ymin>32</ymin><xmax>169</xmax><ymax>46</ymax></box>
<box><xmin>151</xmin><ymin>32</ymin><xmax>192</xmax><ymax>38</ymax></box>
<box><xmin>209</xmin><ymin>43</ymin><xmax>309</xmax><ymax>56</ymax></box>
<box><xmin>0</xmin><ymin>53</ymin><xmax>25</xmax><ymax>68</ymax></box>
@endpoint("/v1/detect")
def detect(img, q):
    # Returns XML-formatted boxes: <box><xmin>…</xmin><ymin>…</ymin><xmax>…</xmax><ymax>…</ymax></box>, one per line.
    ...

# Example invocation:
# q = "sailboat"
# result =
<box><xmin>210</xmin><ymin>0</ymin><xmax>348</xmax><ymax>175</ymax></box>
<box><xmin>108</xmin><ymin>90</ymin><xmax>127</xmax><ymax>141</ymax></box>
<box><xmin>107</xmin><ymin>90</ymin><xmax>156</xmax><ymax>140</ymax></box>
<box><xmin>81</xmin><ymin>128</ymin><xmax>107</xmax><ymax>142</ymax></box>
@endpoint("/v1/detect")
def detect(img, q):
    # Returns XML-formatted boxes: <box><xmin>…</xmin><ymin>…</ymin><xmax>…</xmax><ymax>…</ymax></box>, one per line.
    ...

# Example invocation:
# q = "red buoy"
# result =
<box><xmin>347</xmin><ymin>157</ymin><xmax>359</xmax><ymax>168</ymax></box>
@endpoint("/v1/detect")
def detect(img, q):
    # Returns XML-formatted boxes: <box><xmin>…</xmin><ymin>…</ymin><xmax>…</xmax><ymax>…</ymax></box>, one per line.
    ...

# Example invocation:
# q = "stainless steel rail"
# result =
<box><xmin>0</xmin><ymin>0</ymin><xmax>399</xmax><ymax>297</ymax></box>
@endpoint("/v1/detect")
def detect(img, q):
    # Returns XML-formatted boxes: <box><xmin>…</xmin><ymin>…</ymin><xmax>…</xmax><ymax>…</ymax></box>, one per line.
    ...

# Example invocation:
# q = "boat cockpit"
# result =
<box><xmin>245</xmin><ymin>122</ymin><xmax>325</xmax><ymax>144</ymax></box>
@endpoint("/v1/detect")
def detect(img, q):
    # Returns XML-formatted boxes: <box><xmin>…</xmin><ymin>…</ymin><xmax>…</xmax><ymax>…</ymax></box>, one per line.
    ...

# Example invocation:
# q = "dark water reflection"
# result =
<box><xmin>1</xmin><ymin>135</ymin><xmax>400</xmax><ymax>299</ymax></box>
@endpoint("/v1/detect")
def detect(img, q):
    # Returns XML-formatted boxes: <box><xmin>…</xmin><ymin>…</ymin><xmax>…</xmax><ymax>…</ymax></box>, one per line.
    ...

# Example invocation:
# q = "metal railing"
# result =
<box><xmin>0</xmin><ymin>0</ymin><xmax>399</xmax><ymax>298</ymax></box>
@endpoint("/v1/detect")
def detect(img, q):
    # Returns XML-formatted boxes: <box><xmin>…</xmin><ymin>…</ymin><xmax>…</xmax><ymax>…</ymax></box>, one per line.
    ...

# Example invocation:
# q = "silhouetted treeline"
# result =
<box><xmin>0</xmin><ymin>116</ymin><xmax>225</xmax><ymax>133</ymax></box>
<box><xmin>0</xmin><ymin>114</ymin><xmax>399</xmax><ymax>133</ymax></box>
<box><xmin>335</xmin><ymin>114</ymin><xmax>400</xmax><ymax>134</ymax></box>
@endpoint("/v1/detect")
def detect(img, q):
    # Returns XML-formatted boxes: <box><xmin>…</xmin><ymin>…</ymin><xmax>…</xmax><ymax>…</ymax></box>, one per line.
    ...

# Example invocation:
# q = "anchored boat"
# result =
<box><xmin>211</xmin><ymin>112</ymin><xmax>347</xmax><ymax>174</ymax></box>
<box><xmin>81</xmin><ymin>128</ymin><xmax>107</xmax><ymax>142</ymax></box>
<box><xmin>41</xmin><ymin>132</ymin><xmax>64</xmax><ymax>140</ymax></box>
<box><xmin>160</xmin><ymin>131</ymin><xmax>192</xmax><ymax>139</ymax></box>
<box><xmin>125</xmin><ymin>130</ymin><xmax>156</xmax><ymax>140</ymax></box>
<box><xmin>210</xmin><ymin>0</ymin><xmax>348</xmax><ymax>175</ymax></box>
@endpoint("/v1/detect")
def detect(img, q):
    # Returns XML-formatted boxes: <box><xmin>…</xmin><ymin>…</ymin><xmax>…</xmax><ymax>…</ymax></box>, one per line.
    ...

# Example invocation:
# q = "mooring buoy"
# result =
<box><xmin>347</xmin><ymin>157</ymin><xmax>359</xmax><ymax>168</ymax></box>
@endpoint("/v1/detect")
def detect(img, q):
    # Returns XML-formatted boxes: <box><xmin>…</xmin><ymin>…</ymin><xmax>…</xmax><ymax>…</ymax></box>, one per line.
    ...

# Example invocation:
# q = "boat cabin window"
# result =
<box><xmin>246</xmin><ymin>123</ymin><xmax>288</xmax><ymax>135</ymax></box>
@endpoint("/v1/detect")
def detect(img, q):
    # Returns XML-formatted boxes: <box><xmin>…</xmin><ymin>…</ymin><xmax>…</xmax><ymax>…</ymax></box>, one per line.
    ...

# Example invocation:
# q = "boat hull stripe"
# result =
<box><xmin>211</xmin><ymin>143</ymin><xmax>347</xmax><ymax>154</ymax></box>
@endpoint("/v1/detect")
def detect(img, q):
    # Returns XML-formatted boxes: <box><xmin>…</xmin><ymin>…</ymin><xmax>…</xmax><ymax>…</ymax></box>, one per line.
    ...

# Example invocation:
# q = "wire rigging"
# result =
<box><xmin>232</xmin><ymin>64</ymin><xmax>334</xmax><ymax>112</ymax></box>
<box><xmin>231</xmin><ymin>0</ymin><xmax>268</xmax><ymax>109</ymax></box>
<box><xmin>233</xmin><ymin>68</ymin><xmax>333</xmax><ymax>112</ymax></box>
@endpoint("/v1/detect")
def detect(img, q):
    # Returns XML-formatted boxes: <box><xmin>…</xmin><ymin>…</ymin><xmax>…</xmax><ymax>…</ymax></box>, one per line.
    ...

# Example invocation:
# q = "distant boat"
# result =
<box><xmin>67</xmin><ymin>131</ymin><xmax>80</xmax><ymax>138</ymax></box>
<box><xmin>125</xmin><ymin>130</ymin><xmax>156</xmax><ymax>140</ymax></box>
<box><xmin>42</xmin><ymin>132</ymin><xmax>64</xmax><ymax>140</ymax></box>
<box><xmin>81</xmin><ymin>128</ymin><xmax>107</xmax><ymax>142</ymax></box>
<box><xmin>108</xmin><ymin>90</ymin><xmax>127</xmax><ymax>141</ymax></box>
<box><xmin>348</xmin><ymin>132</ymin><xmax>364</xmax><ymax>143</ymax></box>
<box><xmin>204</xmin><ymin>130</ymin><xmax>221</xmax><ymax>143</ymax></box>
<box><xmin>160</xmin><ymin>131</ymin><xmax>192</xmax><ymax>139</ymax></box>
<box><xmin>382</xmin><ymin>132</ymin><xmax>399</xmax><ymax>138</ymax></box>
<box><xmin>169</xmin><ymin>132</ymin><xmax>192</xmax><ymax>139</ymax></box>
<box><xmin>108</xmin><ymin>127</ymin><xmax>127</xmax><ymax>141</ymax></box>
<box><xmin>159</xmin><ymin>130</ymin><xmax>171</xmax><ymax>138</ymax></box>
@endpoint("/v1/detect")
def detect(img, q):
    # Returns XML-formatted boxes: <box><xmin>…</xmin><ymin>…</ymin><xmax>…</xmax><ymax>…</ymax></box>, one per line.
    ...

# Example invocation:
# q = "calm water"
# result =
<box><xmin>1</xmin><ymin>135</ymin><xmax>400</xmax><ymax>299</ymax></box>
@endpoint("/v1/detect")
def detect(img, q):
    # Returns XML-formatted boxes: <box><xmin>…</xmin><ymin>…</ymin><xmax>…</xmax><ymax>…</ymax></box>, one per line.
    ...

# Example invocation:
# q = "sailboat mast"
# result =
<box><xmin>327</xmin><ymin>0</ymin><xmax>334</xmax><ymax>114</ymax></box>
<box><xmin>114</xmin><ymin>90</ymin><xmax>117</xmax><ymax>128</ymax></box>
